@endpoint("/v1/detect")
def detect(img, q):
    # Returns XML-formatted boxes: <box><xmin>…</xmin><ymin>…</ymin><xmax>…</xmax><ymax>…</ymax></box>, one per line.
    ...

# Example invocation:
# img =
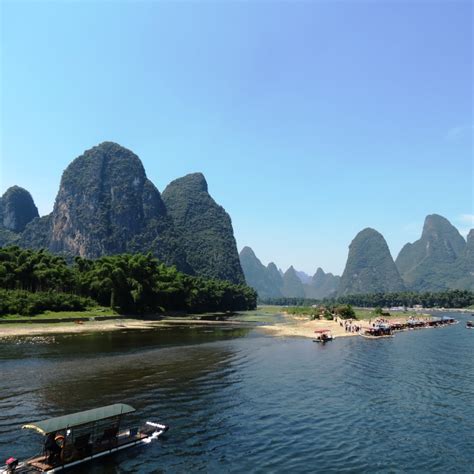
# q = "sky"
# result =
<box><xmin>1</xmin><ymin>0</ymin><xmax>472</xmax><ymax>275</ymax></box>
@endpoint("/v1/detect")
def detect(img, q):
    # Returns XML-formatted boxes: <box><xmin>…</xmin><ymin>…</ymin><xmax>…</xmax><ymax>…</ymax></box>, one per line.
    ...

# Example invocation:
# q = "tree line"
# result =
<box><xmin>260</xmin><ymin>289</ymin><xmax>474</xmax><ymax>309</ymax></box>
<box><xmin>0</xmin><ymin>246</ymin><xmax>257</xmax><ymax>316</ymax></box>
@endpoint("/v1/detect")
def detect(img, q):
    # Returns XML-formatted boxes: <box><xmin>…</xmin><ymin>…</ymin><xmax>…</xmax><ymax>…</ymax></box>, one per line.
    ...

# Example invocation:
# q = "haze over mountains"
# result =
<box><xmin>239</xmin><ymin>247</ymin><xmax>340</xmax><ymax>299</ymax></box>
<box><xmin>240</xmin><ymin>215</ymin><xmax>472</xmax><ymax>299</ymax></box>
<box><xmin>0</xmin><ymin>143</ymin><xmax>472</xmax><ymax>297</ymax></box>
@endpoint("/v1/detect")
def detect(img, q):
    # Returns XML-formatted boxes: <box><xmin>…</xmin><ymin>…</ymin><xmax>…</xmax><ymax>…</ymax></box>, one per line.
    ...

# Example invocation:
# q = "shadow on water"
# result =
<box><xmin>0</xmin><ymin>325</ymin><xmax>252</xmax><ymax>361</ymax></box>
<box><xmin>0</xmin><ymin>326</ymin><xmax>252</xmax><ymax>464</ymax></box>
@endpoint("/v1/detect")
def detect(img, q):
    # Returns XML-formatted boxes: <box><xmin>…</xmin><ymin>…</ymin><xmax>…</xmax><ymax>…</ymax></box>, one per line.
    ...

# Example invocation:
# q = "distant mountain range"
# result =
<box><xmin>239</xmin><ymin>247</ymin><xmax>340</xmax><ymax>299</ymax></box>
<box><xmin>240</xmin><ymin>214</ymin><xmax>472</xmax><ymax>299</ymax></box>
<box><xmin>1</xmin><ymin>144</ymin><xmax>471</xmax><ymax>296</ymax></box>
<box><xmin>0</xmin><ymin>142</ymin><xmax>244</xmax><ymax>284</ymax></box>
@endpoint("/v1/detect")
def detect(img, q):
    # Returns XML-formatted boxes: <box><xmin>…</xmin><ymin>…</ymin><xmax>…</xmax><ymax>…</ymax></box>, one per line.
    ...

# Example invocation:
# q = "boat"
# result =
<box><xmin>1</xmin><ymin>403</ymin><xmax>168</xmax><ymax>473</ymax></box>
<box><xmin>466</xmin><ymin>321</ymin><xmax>473</xmax><ymax>329</ymax></box>
<box><xmin>313</xmin><ymin>329</ymin><xmax>334</xmax><ymax>343</ymax></box>
<box><xmin>360</xmin><ymin>326</ymin><xmax>393</xmax><ymax>339</ymax></box>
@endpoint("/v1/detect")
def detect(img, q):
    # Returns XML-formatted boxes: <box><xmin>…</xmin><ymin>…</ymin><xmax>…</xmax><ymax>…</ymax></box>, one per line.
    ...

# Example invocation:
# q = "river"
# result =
<box><xmin>0</xmin><ymin>311</ymin><xmax>472</xmax><ymax>473</ymax></box>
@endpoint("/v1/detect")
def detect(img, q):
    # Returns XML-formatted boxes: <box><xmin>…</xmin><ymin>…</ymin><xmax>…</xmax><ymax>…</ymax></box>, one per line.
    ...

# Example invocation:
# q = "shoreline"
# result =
<box><xmin>259</xmin><ymin>311</ymin><xmax>459</xmax><ymax>339</ymax></box>
<box><xmin>0</xmin><ymin>318</ymin><xmax>253</xmax><ymax>338</ymax></box>
<box><xmin>259</xmin><ymin>315</ymin><xmax>356</xmax><ymax>339</ymax></box>
<box><xmin>0</xmin><ymin>307</ymin><xmax>466</xmax><ymax>339</ymax></box>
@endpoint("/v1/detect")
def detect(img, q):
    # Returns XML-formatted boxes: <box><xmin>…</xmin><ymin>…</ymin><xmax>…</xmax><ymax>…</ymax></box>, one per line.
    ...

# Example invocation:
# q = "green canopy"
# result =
<box><xmin>22</xmin><ymin>403</ymin><xmax>135</xmax><ymax>435</ymax></box>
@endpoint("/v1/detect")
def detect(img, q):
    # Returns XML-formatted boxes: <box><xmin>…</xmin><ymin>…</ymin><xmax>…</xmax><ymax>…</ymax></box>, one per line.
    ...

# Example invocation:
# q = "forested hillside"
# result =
<box><xmin>0</xmin><ymin>247</ymin><xmax>256</xmax><ymax>316</ymax></box>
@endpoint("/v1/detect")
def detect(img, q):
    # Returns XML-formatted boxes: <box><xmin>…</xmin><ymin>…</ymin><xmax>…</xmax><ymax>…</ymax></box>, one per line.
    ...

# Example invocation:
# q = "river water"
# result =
<box><xmin>0</xmin><ymin>312</ymin><xmax>473</xmax><ymax>473</ymax></box>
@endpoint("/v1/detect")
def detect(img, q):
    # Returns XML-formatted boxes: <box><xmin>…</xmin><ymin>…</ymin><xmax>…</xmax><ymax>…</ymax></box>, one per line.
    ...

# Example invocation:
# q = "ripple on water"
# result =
<box><xmin>0</xmin><ymin>316</ymin><xmax>473</xmax><ymax>472</ymax></box>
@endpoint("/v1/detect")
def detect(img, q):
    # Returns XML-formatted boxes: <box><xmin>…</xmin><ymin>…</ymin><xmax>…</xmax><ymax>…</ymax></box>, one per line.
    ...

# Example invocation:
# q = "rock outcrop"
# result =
<box><xmin>395</xmin><ymin>214</ymin><xmax>468</xmax><ymax>291</ymax></box>
<box><xmin>339</xmin><ymin>228</ymin><xmax>405</xmax><ymax>295</ymax></box>
<box><xmin>45</xmin><ymin>142</ymin><xmax>188</xmax><ymax>269</ymax></box>
<box><xmin>162</xmin><ymin>173</ymin><xmax>244</xmax><ymax>284</ymax></box>
<box><xmin>1</xmin><ymin>142</ymin><xmax>247</xmax><ymax>283</ymax></box>
<box><xmin>0</xmin><ymin>186</ymin><xmax>39</xmax><ymax>232</ymax></box>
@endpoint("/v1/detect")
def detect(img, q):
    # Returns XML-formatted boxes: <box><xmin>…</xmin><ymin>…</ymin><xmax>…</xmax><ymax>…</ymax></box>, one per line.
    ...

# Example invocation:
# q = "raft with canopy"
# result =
<box><xmin>1</xmin><ymin>403</ymin><xmax>168</xmax><ymax>473</ymax></box>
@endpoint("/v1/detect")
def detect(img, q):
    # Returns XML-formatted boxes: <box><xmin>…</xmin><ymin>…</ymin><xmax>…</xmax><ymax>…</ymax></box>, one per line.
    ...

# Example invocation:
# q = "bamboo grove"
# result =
<box><xmin>0</xmin><ymin>247</ymin><xmax>257</xmax><ymax>316</ymax></box>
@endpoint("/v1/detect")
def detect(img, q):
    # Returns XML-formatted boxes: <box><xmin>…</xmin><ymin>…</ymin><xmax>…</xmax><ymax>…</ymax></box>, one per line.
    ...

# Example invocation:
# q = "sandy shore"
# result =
<box><xmin>0</xmin><ymin>318</ymin><xmax>249</xmax><ymax>338</ymax></box>
<box><xmin>0</xmin><ymin>311</ymin><xmax>441</xmax><ymax>340</ymax></box>
<box><xmin>259</xmin><ymin>315</ymin><xmax>355</xmax><ymax>339</ymax></box>
<box><xmin>258</xmin><ymin>313</ymin><xmax>432</xmax><ymax>339</ymax></box>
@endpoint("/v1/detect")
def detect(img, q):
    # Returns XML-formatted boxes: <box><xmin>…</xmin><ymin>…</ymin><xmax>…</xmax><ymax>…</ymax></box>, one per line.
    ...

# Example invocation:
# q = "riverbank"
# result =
<box><xmin>0</xmin><ymin>317</ymin><xmax>256</xmax><ymax>338</ymax></box>
<box><xmin>259</xmin><ymin>315</ymin><xmax>353</xmax><ymax>339</ymax></box>
<box><xmin>0</xmin><ymin>306</ymin><xmax>462</xmax><ymax>339</ymax></box>
<box><xmin>258</xmin><ymin>311</ymin><xmax>442</xmax><ymax>339</ymax></box>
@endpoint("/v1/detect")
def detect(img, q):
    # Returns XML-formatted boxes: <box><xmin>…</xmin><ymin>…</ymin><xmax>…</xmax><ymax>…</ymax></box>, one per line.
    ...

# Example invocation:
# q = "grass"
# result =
<box><xmin>352</xmin><ymin>308</ymin><xmax>428</xmax><ymax>320</ymax></box>
<box><xmin>282</xmin><ymin>306</ymin><xmax>429</xmax><ymax>321</ymax></box>
<box><xmin>230</xmin><ymin>305</ymin><xmax>286</xmax><ymax>323</ymax></box>
<box><xmin>285</xmin><ymin>306</ymin><xmax>318</xmax><ymax>316</ymax></box>
<box><xmin>0</xmin><ymin>307</ymin><xmax>119</xmax><ymax>321</ymax></box>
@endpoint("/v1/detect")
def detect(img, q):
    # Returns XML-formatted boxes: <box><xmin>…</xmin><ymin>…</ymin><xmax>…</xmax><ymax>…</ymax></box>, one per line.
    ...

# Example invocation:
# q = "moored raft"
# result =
<box><xmin>313</xmin><ymin>329</ymin><xmax>334</xmax><ymax>343</ymax></box>
<box><xmin>360</xmin><ymin>315</ymin><xmax>459</xmax><ymax>340</ymax></box>
<box><xmin>1</xmin><ymin>403</ymin><xmax>168</xmax><ymax>473</ymax></box>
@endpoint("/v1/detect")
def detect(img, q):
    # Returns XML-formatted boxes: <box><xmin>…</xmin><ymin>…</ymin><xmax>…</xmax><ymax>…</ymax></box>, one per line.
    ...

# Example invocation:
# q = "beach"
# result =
<box><xmin>259</xmin><ymin>315</ymin><xmax>354</xmax><ymax>338</ymax></box>
<box><xmin>259</xmin><ymin>312</ymin><xmax>437</xmax><ymax>339</ymax></box>
<box><xmin>0</xmin><ymin>309</ymin><xmax>448</xmax><ymax>340</ymax></box>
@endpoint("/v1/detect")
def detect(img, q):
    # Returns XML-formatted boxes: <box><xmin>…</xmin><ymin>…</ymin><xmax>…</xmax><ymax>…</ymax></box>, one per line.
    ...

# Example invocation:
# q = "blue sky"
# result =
<box><xmin>1</xmin><ymin>0</ymin><xmax>472</xmax><ymax>275</ymax></box>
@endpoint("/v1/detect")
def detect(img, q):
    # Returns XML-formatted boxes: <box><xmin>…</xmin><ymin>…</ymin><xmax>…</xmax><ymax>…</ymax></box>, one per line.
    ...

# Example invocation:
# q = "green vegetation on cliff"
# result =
<box><xmin>0</xmin><ymin>246</ymin><xmax>257</xmax><ymax>316</ymax></box>
<box><xmin>396</xmin><ymin>215</ymin><xmax>472</xmax><ymax>291</ymax></box>
<box><xmin>162</xmin><ymin>173</ymin><xmax>245</xmax><ymax>284</ymax></box>
<box><xmin>339</xmin><ymin>228</ymin><xmax>405</xmax><ymax>295</ymax></box>
<box><xmin>1</xmin><ymin>143</ymin><xmax>252</xmax><ymax>285</ymax></box>
<box><xmin>239</xmin><ymin>247</ymin><xmax>283</xmax><ymax>298</ymax></box>
<box><xmin>49</xmin><ymin>142</ymin><xmax>189</xmax><ymax>270</ymax></box>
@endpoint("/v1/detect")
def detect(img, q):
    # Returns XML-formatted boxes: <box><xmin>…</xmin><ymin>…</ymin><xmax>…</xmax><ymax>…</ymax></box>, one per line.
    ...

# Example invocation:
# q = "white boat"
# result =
<box><xmin>313</xmin><ymin>329</ymin><xmax>334</xmax><ymax>343</ymax></box>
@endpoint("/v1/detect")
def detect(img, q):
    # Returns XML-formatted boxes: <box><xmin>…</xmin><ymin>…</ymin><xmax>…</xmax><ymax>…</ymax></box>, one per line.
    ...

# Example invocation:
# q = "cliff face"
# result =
<box><xmin>395</xmin><ymin>214</ymin><xmax>469</xmax><ymax>291</ymax></box>
<box><xmin>339</xmin><ymin>228</ymin><xmax>405</xmax><ymax>295</ymax></box>
<box><xmin>20</xmin><ymin>214</ymin><xmax>53</xmax><ymax>250</ymax></box>
<box><xmin>445</xmin><ymin>229</ymin><xmax>474</xmax><ymax>291</ymax></box>
<box><xmin>46</xmin><ymin>142</ymin><xmax>188</xmax><ymax>269</ymax></box>
<box><xmin>162</xmin><ymin>173</ymin><xmax>244</xmax><ymax>284</ymax></box>
<box><xmin>0</xmin><ymin>186</ymin><xmax>39</xmax><ymax>232</ymax></box>
<box><xmin>1</xmin><ymin>142</ymin><xmax>247</xmax><ymax>282</ymax></box>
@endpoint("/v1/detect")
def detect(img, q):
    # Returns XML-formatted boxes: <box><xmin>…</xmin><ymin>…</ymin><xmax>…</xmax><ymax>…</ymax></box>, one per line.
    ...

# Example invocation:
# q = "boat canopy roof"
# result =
<box><xmin>22</xmin><ymin>403</ymin><xmax>135</xmax><ymax>435</ymax></box>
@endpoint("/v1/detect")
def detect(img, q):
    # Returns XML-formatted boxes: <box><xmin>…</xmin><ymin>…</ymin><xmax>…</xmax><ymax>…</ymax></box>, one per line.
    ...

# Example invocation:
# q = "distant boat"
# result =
<box><xmin>1</xmin><ymin>403</ymin><xmax>168</xmax><ymax>473</ymax></box>
<box><xmin>360</xmin><ymin>326</ymin><xmax>393</xmax><ymax>339</ymax></box>
<box><xmin>466</xmin><ymin>321</ymin><xmax>473</xmax><ymax>329</ymax></box>
<box><xmin>313</xmin><ymin>329</ymin><xmax>333</xmax><ymax>343</ymax></box>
